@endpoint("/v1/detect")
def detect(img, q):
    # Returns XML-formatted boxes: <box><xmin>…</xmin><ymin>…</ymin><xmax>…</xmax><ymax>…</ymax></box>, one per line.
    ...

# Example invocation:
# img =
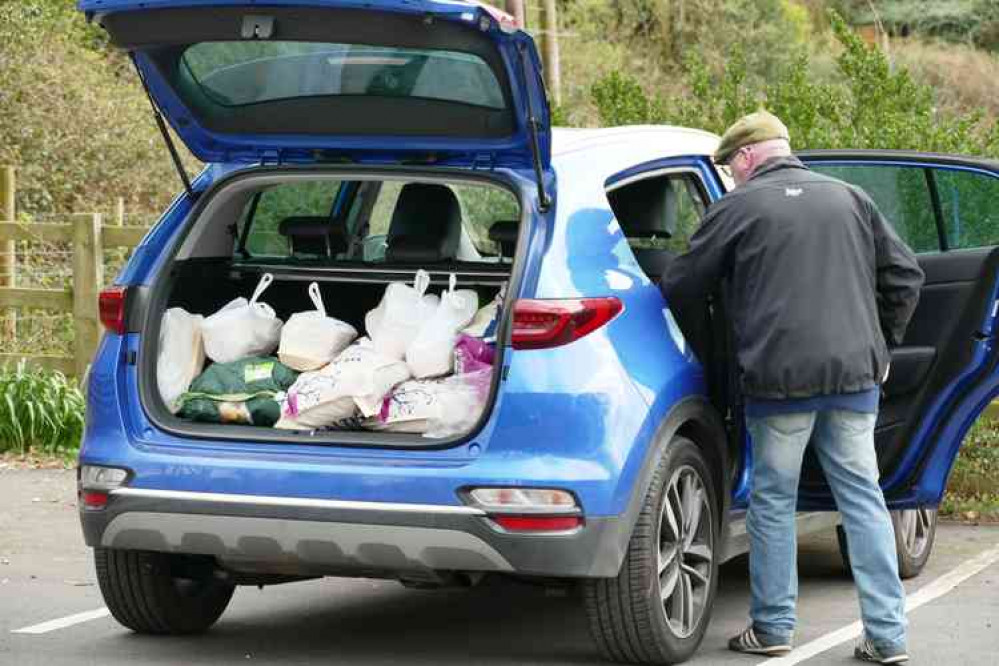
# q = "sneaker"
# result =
<box><xmin>854</xmin><ymin>634</ymin><xmax>909</xmax><ymax>664</ymax></box>
<box><xmin>728</xmin><ymin>626</ymin><xmax>793</xmax><ymax>657</ymax></box>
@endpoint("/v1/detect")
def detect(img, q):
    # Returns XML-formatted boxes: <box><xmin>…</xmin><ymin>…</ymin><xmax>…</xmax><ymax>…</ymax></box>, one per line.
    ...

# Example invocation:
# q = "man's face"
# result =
<box><xmin>729</xmin><ymin>147</ymin><xmax>754</xmax><ymax>187</ymax></box>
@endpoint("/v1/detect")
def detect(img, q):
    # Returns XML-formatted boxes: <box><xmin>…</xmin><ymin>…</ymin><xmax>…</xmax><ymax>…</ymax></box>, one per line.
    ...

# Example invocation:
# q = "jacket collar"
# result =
<box><xmin>748</xmin><ymin>155</ymin><xmax>809</xmax><ymax>182</ymax></box>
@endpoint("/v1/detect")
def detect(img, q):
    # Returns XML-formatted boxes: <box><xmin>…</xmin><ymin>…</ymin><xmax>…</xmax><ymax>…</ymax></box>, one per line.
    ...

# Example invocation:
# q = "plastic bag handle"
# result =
<box><xmin>249</xmin><ymin>273</ymin><xmax>274</xmax><ymax>305</ymax></box>
<box><xmin>308</xmin><ymin>282</ymin><xmax>326</xmax><ymax>316</ymax></box>
<box><xmin>413</xmin><ymin>269</ymin><xmax>431</xmax><ymax>296</ymax></box>
<box><xmin>448</xmin><ymin>273</ymin><xmax>457</xmax><ymax>295</ymax></box>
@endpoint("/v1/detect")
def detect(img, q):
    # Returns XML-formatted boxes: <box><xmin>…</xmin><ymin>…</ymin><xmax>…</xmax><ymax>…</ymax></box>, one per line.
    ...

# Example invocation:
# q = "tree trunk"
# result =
<box><xmin>540</xmin><ymin>0</ymin><xmax>562</xmax><ymax>107</ymax></box>
<box><xmin>505</xmin><ymin>0</ymin><xmax>526</xmax><ymax>29</ymax></box>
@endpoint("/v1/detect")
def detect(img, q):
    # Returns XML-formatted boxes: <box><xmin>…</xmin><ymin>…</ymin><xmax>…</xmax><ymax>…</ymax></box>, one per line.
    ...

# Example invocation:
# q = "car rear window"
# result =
<box><xmin>181</xmin><ymin>42</ymin><xmax>506</xmax><ymax>110</ymax></box>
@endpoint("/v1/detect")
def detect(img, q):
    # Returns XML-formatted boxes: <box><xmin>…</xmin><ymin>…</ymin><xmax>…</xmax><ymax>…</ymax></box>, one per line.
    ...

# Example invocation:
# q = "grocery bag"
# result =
<box><xmin>406</xmin><ymin>274</ymin><xmax>479</xmax><ymax>378</ymax></box>
<box><xmin>366</xmin><ymin>270</ymin><xmax>440</xmax><ymax>359</ymax></box>
<box><xmin>369</xmin><ymin>369</ymin><xmax>491</xmax><ymax>438</ymax></box>
<box><xmin>202</xmin><ymin>273</ymin><xmax>283</xmax><ymax>363</ymax></box>
<box><xmin>177</xmin><ymin>357</ymin><xmax>298</xmax><ymax>426</ymax></box>
<box><xmin>453</xmin><ymin>334</ymin><xmax>495</xmax><ymax>375</ymax></box>
<box><xmin>278</xmin><ymin>282</ymin><xmax>358</xmax><ymax>371</ymax></box>
<box><xmin>156</xmin><ymin>308</ymin><xmax>205</xmax><ymax>413</ymax></box>
<box><xmin>276</xmin><ymin>338</ymin><xmax>411</xmax><ymax>429</ymax></box>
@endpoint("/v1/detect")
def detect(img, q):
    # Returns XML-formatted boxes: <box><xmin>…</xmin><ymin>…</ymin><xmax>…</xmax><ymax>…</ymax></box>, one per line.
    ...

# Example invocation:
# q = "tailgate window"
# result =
<box><xmin>181</xmin><ymin>43</ymin><xmax>506</xmax><ymax>110</ymax></box>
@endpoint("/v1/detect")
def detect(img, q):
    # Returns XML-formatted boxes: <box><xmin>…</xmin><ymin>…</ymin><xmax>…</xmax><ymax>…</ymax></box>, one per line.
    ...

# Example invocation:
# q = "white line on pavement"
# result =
<box><xmin>762</xmin><ymin>543</ymin><xmax>999</xmax><ymax>666</ymax></box>
<box><xmin>11</xmin><ymin>607</ymin><xmax>110</xmax><ymax>635</ymax></box>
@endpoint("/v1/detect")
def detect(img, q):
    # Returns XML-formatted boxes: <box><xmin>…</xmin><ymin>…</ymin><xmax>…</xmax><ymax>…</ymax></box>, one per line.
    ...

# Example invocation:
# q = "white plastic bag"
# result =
<box><xmin>365</xmin><ymin>377</ymin><xmax>442</xmax><ymax>433</ymax></box>
<box><xmin>406</xmin><ymin>274</ymin><xmax>479</xmax><ymax>378</ymax></box>
<box><xmin>278</xmin><ymin>282</ymin><xmax>358</xmax><ymax>371</ymax></box>
<box><xmin>276</xmin><ymin>338</ymin><xmax>410</xmax><ymax>429</ymax></box>
<box><xmin>366</xmin><ymin>270</ymin><xmax>440</xmax><ymax>360</ymax></box>
<box><xmin>424</xmin><ymin>370</ymin><xmax>491</xmax><ymax>438</ymax></box>
<box><xmin>202</xmin><ymin>273</ymin><xmax>283</xmax><ymax>364</ymax></box>
<box><xmin>156</xmin><ymin>308</ymin><xmax>205</xmax><ymax>414</ymax></box>
<box><xmin>462</xmin><ymin>283</ymin><xmax>505</xmax><ymax>339</ymax></box>
<box><xmin>368</xmin><ymin>369</ymin><xmax>490</xmax><ymax>438</ymax></box>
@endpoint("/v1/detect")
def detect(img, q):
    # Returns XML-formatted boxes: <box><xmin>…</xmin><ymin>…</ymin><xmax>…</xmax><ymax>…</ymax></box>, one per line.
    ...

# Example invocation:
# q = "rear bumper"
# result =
<box><xmin>80</xmin><ymin>488</ymin><xmax>631</xmax><ymax>579</ymax></box>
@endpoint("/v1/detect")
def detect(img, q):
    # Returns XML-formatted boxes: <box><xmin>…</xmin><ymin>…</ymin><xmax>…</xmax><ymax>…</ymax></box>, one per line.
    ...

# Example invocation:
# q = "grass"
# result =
<box><xmin>940</xmin><ymin>416</ymin><xmax>999</xmax><ymax>522</ymax></box>
<box><xmin>0</xmin><ymin>361</ymin><xmax>84</xmax><ymax>456</ymax></box>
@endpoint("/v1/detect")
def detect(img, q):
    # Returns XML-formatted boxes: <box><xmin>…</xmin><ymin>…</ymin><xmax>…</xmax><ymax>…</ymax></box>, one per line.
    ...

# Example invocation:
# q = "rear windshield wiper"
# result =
<box><xmin>516</xmin><ymin>42</ymin><xmax>551</xmax><ymax>213</ymax></box>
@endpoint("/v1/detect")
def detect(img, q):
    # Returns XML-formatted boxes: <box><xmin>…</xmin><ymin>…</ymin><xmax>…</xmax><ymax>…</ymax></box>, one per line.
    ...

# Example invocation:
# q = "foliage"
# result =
<box><xmin>0</xmin><ymin>0</ymin><xmax>200</xmax><ymax>216</ymax></box>
<box><xmin>941</xmin><ymin>416</ymin><xmax>999</xmax><ymax>521</ymax></box>
<box><xmin>833</xmin><ymin>0</ymin><xmax>999</xmax><ymax>50</ymax></box>
<box><xmin>0</xmin><ymin>361</ymin><xmax>84</xmax><ymax>455</ymax></box>
<box><xmin>590</xmin><ymin>10</ymin><xmax>999</xmax><ymax>158</ymax></box>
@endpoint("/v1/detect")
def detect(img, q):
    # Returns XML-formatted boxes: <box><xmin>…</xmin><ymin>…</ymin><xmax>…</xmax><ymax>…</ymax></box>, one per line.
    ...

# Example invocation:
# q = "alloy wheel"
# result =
<box><xmin>896</xmin><ymin>507</ymin><xmax>934</xmax><ymax>560</ymax></box>
<box><xmin>656</xmin><ymin>464</ymin><xmax>714</xmax><ymax>639</ymax></box>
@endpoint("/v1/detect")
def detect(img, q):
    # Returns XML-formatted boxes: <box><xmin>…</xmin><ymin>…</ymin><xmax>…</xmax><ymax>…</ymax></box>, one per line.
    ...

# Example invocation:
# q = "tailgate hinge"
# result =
<box><xmin>258</xmin><ymin>150</ymin><xmax>282</xmax><ymax>166</ymax></box>
<box><xmin>472</xmin><ymin>153</ymin><xmax>496</xmax><ymax>171</ymax></box>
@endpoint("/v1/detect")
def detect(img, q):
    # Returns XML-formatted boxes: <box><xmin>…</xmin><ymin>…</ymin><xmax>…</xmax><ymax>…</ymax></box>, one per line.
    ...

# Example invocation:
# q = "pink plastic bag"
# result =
<box><xmin>453</xmin><ymin>334</ymin><xmax>495</xmax><ymax>375</ymax></box>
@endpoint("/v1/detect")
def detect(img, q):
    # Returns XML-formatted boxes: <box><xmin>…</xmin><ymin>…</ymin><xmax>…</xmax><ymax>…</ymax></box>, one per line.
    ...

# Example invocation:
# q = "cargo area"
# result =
<box><xmin>140</xmin><ymin>170</ymin><xmax>524</xmax><ymax>446</ymax></box>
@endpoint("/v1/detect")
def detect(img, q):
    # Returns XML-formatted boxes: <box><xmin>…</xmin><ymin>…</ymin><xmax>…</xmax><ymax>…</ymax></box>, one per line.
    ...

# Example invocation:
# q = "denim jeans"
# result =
<box><xmin>745</xmin><ymin>410</ymin><xmax>907</xmax><ymax>652</ymax></box>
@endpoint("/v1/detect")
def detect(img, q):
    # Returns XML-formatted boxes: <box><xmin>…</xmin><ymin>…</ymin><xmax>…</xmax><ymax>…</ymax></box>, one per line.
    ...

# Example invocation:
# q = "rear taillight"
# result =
<box><xmin>465</xmin><ymin>487</ymin><xmax>584</xmax><ymax>534</ymax></box>
<box><xmin>491</xmin><ymin>515</ymin><xmax>583</xmax><ymax>533</ymax></box>
<box><xmin>511</xmin><ymin>298</ymin><xmax>623</xmax><ymax>350</ymax></box>
<box><xmin>78</xmin><ymin>465</ymin><xmax>130</xmax><ymax>511</ymax></box>
<box><xmin>98</xmin><ymin>286</ymin><xmax>128</xmax><ymax>334</ymax></box>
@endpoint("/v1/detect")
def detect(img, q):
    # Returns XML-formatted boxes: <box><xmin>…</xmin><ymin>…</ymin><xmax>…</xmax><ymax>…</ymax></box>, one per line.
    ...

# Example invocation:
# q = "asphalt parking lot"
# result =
<box><xmin>1</xmin><ymin>468</ymin><xmax>996</xmax><ymax>666</ymax></box>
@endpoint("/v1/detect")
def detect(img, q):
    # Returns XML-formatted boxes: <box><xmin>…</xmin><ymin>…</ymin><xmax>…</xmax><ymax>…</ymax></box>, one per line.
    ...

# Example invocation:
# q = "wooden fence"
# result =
<box><xmin>0</xmin><ymin>167</ymin><xmax>149</xmax><ymax>377</ymax></box>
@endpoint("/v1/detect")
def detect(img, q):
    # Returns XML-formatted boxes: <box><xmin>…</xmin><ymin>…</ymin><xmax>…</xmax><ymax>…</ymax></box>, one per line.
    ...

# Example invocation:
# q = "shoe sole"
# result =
<box><xmin>855</xmin><ymin>650</ymin><xmax>910</xmax><ymax>664</ymax></box>
<box><xmin>731</xmin><ymin>645</ymin><xmax>793</xmax><ymax>657</ymax></box>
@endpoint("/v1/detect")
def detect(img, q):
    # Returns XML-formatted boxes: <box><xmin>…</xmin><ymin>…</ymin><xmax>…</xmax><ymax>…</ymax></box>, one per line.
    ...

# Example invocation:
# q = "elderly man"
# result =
<box><xmin>661</xmin><ymin>111</ymin><xmax>924</xmax><ymax>664</ymax></box>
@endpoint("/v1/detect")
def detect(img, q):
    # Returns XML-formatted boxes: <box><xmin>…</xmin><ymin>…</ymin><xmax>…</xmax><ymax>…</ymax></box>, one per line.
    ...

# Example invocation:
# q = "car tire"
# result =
<box><xmin>584</xmin><ymin>437</ymin><xmax>719</xmax><ymax>665</ymax></box>
<box><xmin>95</xmin><ymin>548</ymin><xmax>235</xmax><ymax>634</ymax></box>
<box><xmin>836</xmin><ymin>507</ymin><xmax>937</xmax><ymax>580</ymax></box>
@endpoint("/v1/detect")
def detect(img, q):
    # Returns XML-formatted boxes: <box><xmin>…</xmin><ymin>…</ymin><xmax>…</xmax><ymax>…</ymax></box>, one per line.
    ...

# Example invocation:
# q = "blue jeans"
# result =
<box><xmin>745</xmin><ymin>410</ymin><xmax>907</xmax><ymax>652</ymax></box>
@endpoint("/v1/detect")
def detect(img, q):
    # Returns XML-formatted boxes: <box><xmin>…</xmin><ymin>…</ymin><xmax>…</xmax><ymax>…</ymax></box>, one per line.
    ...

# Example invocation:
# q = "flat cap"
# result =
<box><xmin>713</xmin><ymin>110</ymin><xmax>790</xmax><ymax>164</ymax></box>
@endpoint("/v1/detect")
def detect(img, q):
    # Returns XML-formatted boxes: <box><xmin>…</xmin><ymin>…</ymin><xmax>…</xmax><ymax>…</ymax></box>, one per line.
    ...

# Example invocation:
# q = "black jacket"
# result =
<box><xmin>660</xmin><ymin>156</ymin><xmax>925</xmax><ymax>400</ymax></box>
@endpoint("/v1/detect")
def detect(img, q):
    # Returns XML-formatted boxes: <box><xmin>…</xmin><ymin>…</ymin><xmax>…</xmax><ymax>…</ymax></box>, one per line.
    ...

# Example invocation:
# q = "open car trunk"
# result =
<box><xmin>139</xmin><ymin>167</ymin><xmax>525</xmax><ymax>448</ymax></box>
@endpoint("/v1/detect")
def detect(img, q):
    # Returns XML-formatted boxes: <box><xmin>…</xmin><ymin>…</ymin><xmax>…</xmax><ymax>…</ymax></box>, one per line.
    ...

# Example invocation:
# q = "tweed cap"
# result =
<box><xmin>713</xmin><ymin>110</ymin><xmax>790</xmax><ymax>164</ymax></box>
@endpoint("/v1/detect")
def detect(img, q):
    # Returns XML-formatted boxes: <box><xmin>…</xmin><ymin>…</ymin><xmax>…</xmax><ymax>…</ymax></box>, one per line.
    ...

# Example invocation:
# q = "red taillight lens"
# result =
<box><xmin>492</xmin><ymin>515</ymin><xmax>583</xmax><ymax>533</ymax></box>
<box><xmin>511</xmin><ymin>298</ymin><xmax>623</xmax><ymax>350</ymax></box>
<box><xmin>80</xmin><ymin>491</ymin><xmax>108</xmax><ymax>509</ymax></box>
<box><xmin>98</xmin><ymin>286</ymin><xmax>128</xmax><ymax>334</ymax></box>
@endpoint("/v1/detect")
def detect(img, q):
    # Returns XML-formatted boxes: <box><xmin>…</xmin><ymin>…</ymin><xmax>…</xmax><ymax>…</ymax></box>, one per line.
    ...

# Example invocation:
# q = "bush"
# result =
<box><xmin>0</xmin><ymin>361</ymin><xmax>84</xmax><ymax>455</ymax></box>
<box><xmin>941</xmin><ymin>416</ymin><xmax>999</xmax><ymax>521</ymax></box>
<box><xmin>0</xmin><ymin>1</ymin><xmax>200</xmax><ymax>216</ymax></box>
<box><xmin>590</xmin><ymin>10</ymin><xmax>999</xmax><ymax>158</ymax></box>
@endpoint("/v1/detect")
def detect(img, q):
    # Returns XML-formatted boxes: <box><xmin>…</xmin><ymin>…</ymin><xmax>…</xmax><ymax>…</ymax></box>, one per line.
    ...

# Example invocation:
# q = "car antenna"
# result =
<box><xmin>516</xmin><ymin>42</ymin><xmax>551</xmax><ymax>213</ymax></box>
<box><xmin>130</xmin><ymin>53</ymin><xmax>195</xmax><ymax>199</ymax></box>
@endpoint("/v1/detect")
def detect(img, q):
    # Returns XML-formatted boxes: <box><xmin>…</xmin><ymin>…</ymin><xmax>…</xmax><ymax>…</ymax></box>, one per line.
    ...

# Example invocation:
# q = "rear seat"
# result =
<box><xmin>385</xmin><ymin>183</ymin><xmax>462</xmax><ymax>263</ymax></box>
<box><xmin>278</xmin><ymin>216</ymin><xmax>347</xmax><ymax>258</ymax></box>
<box><xmin>607</xmin><ymin>177</ymin><xmax>680</xmax><ymax>280</ymax></box>
<box><xmin>488</xmin><ymin>220</ymin><xmax>517</xmax><ymax>260</ymax></box>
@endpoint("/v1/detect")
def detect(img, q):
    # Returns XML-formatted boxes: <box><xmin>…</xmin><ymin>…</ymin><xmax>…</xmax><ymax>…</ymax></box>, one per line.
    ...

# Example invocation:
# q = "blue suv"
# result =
<box><xmin>77</xmin><ymin>1</ymin><xmax>999</xmax><ymax>663</ymax></box>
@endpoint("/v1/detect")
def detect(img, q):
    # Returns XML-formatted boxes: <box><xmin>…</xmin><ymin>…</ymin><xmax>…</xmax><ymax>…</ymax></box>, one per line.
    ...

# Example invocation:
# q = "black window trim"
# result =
<box><xmin>924</xmin><ymin>168</ymin><xmax>949</xmax><ymax>252</ymax></box>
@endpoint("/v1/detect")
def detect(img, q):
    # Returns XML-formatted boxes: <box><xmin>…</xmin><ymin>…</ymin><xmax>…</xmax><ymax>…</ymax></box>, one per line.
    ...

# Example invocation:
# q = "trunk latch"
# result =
<box><xmin>241</xmin><ymin>15</ymin><xmax>275</xmax><ymax>40</ymax></box>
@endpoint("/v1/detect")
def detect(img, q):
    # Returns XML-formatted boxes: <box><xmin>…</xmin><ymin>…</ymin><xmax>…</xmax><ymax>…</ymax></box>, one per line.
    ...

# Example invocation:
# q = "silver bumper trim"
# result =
<box><xmin>110</xmin><ymin>487</ymin><xmax>486</xmax><ymax>516</ymax></box>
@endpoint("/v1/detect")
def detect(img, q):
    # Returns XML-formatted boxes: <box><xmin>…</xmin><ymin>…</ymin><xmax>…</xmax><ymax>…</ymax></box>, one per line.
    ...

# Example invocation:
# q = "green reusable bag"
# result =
<box><xmin>178</xmin><ymin>357</ymin><xmax>298</xmax><ymax>426</ymax></box>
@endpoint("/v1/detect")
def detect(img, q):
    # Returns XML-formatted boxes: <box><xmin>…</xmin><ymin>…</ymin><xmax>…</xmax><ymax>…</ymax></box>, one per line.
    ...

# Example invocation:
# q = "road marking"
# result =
<box><xmin>762</xmin><ymin>543</ymin><xmax>999</xmax><ymax>665</ymax></box>
<box><xmin>11</xmin><ymin>607</ymin><xmax>110</xmax><ymax>635</ymax></box>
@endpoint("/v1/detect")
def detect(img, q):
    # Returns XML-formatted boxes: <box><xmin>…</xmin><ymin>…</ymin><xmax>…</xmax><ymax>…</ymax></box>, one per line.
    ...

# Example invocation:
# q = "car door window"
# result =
<box><xmin>809</xmin><ymin>165</ymin><xmax>939</xmax><ymax>253</ymax></box>
<box><xmin>238</xmin><ymin>181</ymin><xmax>341</xmax><ymax>257</ymax></box>
<box><xmin>934</xmin><ymin>169</ymin><xmax>999</xmax><ymax>250</ymax></box>
<box><xmin>610</xmin><ymin>172</ymin><xmax>708</xmax><ymax>255</ymax></box>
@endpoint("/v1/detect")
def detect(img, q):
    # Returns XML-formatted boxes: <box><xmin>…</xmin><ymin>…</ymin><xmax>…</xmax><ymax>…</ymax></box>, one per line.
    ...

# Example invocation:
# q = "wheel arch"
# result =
<box><xmin>605</xmin><ymin>395</ymin><xmax>732</xmax><ymax>577</ymax></box>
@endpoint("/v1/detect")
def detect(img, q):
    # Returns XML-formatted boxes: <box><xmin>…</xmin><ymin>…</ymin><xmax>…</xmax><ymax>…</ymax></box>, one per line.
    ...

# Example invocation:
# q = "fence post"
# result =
<box><xmin>540</xmin><ymin>0</ymin><xmax>561</xmax><ymax>107</ymax></box>
<box><xmin>73</xmin><ymin>213</ymin><xmax>103</xmax><ymax>377</ymax></box>
<box><xmin>1</xmin><ymin>167</ymin><xmax>16</xmax><ymax>342</ymax></box>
